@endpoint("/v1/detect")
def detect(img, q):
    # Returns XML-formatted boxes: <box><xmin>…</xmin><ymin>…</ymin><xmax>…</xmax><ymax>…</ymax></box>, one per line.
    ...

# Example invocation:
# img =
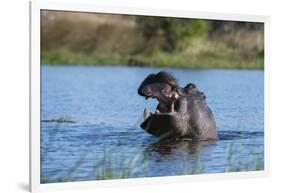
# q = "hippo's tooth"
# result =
<box><xmin>143</xmin><ymin>108</ymin><xmax>150</xmax><ymax>120</ymax></box>
<box><xmin>155</xmin><ymin>110</ymin><xmax>160</xmax><ymax>114</ymax></box>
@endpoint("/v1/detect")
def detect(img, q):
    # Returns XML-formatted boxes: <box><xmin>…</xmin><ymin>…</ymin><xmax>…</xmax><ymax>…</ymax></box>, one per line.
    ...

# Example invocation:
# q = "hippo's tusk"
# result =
<box><xmin>143</xmin><ymin>108</ymin><xmax>150</xmax><ymax>120</ymax></box>
<box><xmin>170</xmin><ymin>102</ymin><xmax>175</xmax><ymax>113</ymax></box>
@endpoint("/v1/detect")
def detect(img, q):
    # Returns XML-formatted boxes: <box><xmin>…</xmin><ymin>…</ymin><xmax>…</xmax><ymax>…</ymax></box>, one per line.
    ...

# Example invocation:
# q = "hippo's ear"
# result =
<box><xmin>184</xmin><ymin>83</ymin><xmax>198</xmax><ymax>94</ymax></box>
<box><xmin>184</xmin><ymin>83</ymin><xmax>196</xmax><ymax>89</ymax></box>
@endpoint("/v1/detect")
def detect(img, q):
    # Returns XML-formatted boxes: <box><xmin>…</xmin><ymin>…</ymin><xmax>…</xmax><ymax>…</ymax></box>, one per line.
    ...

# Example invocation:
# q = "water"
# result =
<box><xmin>41</xmin><ymin>65</ymin><xmax>264</xmax><ymax>183</ymax></box>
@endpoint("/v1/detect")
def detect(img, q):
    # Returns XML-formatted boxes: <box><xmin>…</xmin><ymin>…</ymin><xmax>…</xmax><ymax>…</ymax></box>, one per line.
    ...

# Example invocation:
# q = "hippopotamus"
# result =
<box><xmin>138</xmin><ymin>71</ymin><xmax>217</xmax><ymax>141</ymax></box>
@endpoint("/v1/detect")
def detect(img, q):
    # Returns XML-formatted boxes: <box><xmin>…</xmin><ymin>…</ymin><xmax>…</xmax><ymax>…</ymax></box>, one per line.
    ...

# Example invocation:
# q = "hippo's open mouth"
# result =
<box><xmin>137</xmin><ymin>71</ymin><xmax>217</xmax><ymax>140</ymax></box>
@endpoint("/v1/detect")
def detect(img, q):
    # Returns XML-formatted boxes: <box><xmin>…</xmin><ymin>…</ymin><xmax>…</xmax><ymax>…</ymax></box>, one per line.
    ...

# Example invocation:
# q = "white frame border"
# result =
<box><xmin>30</xmin><ymin>0</ymin><xmax>270</xmax><ymax>192</ymax></box>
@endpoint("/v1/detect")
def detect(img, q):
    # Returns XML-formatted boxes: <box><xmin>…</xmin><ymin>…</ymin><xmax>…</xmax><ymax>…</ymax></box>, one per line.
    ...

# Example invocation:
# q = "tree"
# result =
<box><xmin>137</xmin><ymin>16</ymin><xmax>210</xmax><ymax>52</ymax></box>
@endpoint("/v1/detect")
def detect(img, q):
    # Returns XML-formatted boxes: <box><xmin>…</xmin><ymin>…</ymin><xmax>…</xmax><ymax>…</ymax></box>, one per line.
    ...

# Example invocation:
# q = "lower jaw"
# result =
<box><xmin>141</xmin><ymin>113</ymin><xmax>179</xmax><ymax>138</ymax></box>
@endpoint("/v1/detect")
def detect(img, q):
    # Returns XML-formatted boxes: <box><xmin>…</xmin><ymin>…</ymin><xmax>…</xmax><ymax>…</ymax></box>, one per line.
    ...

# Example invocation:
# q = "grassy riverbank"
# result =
<box><xmin>42</xmin><ymin>48</ymin><xmax>263</xmax><ymax>69</ymax></box>
<box><xmin>41</xmin><ymin>11</ymin><xmax>264</xmax><ymax>69</ymax></box>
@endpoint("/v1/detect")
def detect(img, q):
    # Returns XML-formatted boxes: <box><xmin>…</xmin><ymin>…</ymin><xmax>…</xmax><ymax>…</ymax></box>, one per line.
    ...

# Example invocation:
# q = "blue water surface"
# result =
<box><xmin>41</xmin><ymin>65</ymin><xmax>264</xmax><ymax>183</ymax></box>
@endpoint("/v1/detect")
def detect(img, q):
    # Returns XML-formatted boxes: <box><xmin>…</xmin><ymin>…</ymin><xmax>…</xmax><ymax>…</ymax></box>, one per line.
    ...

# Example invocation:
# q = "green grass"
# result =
<box><xmin>41</xmin><ymin>139</ymin><xmax>264</xmax><ymax>183</ymax></box>
<box><xmin>42</xmin><ymin>48</ymin><xmax>263</xmax><ymax>69</ymax></box>
<box><xmin>40</xmin><ymin>119</ymin><xmax>264</xmax><ymax>183</ymax></box>
<box><xmin>41</xmin><ymin>141</ymin><xmax>264</xmax><ymax>183</ymax></box>
<box><xmin>224</xmin><ymin>143</ymin><xmax>264</xmax><ymax>172</ymax></box>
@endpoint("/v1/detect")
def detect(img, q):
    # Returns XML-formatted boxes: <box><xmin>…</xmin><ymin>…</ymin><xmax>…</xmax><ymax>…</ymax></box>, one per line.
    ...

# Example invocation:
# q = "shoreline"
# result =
<box><xmin>41</xmin><ymin>62</ymin><xmax>264</xmax><ymax>70</ymax></box>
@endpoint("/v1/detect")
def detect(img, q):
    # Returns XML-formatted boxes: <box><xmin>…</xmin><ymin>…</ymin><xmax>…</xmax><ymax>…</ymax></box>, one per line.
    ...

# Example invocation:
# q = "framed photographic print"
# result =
<box><xmin>30</xmin><ymin>0</ymin><xmax>270</xmax><ymax>192</ymax></box>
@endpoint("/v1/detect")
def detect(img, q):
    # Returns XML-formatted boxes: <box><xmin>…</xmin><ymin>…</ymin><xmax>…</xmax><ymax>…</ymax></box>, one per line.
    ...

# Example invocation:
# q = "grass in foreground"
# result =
<box><xmin>41</xmin><ymin>119</ymin><xmax>264</xmax><ymax>183</ymax></box>
<box><xmin>41</xmin><ymin>141</ymin><xmax>264</xmax><ymax>183</ymax></box>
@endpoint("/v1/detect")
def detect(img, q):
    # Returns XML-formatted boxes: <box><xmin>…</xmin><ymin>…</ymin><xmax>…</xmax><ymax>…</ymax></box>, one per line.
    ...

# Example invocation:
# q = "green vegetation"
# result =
<box><xmin>41</xmin><ymin>120</ymin><xmax>264</xmax><ymax>183</ymax></box>
<box><xmin>41</xmin><ymin>11</ymin><xmax>264</xmax><ymax>69</ymax></box>
<box><xmin>224</xmin><ymin>143</ymin><xmax>264</xmax><ymax>172</ymax></box>
<box><xmin>42</xmin><ymin>140</ymin><xmax>264</xmax><ymax>183</ymax></box>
